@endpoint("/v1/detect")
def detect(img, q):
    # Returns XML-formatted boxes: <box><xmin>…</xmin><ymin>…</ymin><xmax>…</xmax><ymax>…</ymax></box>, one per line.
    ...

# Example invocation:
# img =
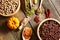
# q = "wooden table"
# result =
<box><xmin>0</xmin><ymin>0</ymin><xmax>60</xmax><ymax>40</ymax></box>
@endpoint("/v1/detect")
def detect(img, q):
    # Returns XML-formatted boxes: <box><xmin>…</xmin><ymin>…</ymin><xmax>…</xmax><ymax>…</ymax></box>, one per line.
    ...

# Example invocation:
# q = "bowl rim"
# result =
<box><xmin>0</xmin><ymin>0</ymin><xmax>20</xmax><ymax>17</ymax></box>
<box><xmin>37</xmin><ymin>18</ymin><xmax>60</xmax><ymax>40</ymax></box>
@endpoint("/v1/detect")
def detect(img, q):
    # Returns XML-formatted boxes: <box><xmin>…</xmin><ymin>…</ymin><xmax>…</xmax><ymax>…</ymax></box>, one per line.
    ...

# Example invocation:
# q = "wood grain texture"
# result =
<box><xmin>0</xmin><ymin>0</ymin><xmax>60</xmax><ymax>40</ymax></box>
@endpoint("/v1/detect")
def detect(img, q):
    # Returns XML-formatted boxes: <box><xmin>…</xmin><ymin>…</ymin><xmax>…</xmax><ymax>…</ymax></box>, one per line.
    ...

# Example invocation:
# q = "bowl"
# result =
<box><xmin>0</xmin><ymin>0</ymin><xmax>20</xmax><ymax>17</ymax></box>
<box><xmin>37</xmin><ymin>18</ymin><xmax>60</xmax><ymax>40</ymax></box>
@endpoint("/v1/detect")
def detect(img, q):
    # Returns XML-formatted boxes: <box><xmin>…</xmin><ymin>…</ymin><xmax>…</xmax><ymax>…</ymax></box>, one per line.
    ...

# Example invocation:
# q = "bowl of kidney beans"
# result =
<box><xmin>37</xmin><ymin>18</ymin><xmax>60</xmax><ymax>40</ymax></box>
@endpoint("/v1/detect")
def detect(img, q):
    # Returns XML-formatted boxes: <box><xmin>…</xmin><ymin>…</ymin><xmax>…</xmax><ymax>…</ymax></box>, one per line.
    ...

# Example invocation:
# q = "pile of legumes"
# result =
<box><xmin>0</xmin><ymin>0</ymin><xmax>19</xmax><ymax>15</ymax></box>
<box><xmin>39</xmin><ymin>20</ymin><xmax>60</xmax><ymax>40</ymax></box>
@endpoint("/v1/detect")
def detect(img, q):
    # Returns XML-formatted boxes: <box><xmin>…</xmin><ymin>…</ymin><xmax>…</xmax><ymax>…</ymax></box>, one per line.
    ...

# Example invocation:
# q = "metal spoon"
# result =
<box><xmin>39</xmin><ymin>0</ymin><xmax>43</xmax><ymax>9</ymax></box>
<box><xmin>36</xmin><ymin>0</ymin><xmax>44</xmax><ymax>14</ymax></box>
<box><xmin>59</xmin><ymin>38</ymin><xmax>60</xmax><ymax>40</ymax></box>
<box><xmin>36</xmin><ymin>0</ymin><xmax>46</xmax><ymax>21</ymax></box>
<box><xmin>22</xmin><ymin>35</ymin><xmax>30</xmax><ymax>40</ymax></box>
<box><xmin>22</xmin><ymin>27</ymin><xmax>32</xmax><ymax>40</ymax></box>
<box><xmin>22</xmin><ymin>32</ymin><xmax>30</xmax><ymax>40</ymax></box>
<box><xmin>18</xmin><ymin>17</ymin><xmax>31</xmax><ymax>40</ymax></box>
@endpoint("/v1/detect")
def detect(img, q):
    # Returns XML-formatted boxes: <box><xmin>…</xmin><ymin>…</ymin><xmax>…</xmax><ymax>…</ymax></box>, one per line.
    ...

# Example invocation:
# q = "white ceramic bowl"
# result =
<box><xmin>37</xmin><ymin>18</ymin><xmax>60</xmax><ymax>40</ymax></box>
<box><xmin>0</xmin><ymin>0</ymin><xmax>20</xmax><ymax>17</ymax></box>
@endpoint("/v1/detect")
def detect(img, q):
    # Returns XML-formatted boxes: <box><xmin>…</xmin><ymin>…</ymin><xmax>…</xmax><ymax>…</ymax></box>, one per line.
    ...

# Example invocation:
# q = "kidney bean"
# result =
<box><xmin>45</xmin><ymin>9</ymin><xmax>51</xmax><ymax>18</ymax></box>
<box><xmin>39</xmin><ymin>20</ymin><xmax>60</xmax><ymax>40</ymax></box>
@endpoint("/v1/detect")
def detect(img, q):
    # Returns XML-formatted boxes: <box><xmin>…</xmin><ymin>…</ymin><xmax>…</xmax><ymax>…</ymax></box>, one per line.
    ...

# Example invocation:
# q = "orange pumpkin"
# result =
<box><xmin>7</xmin><ymin>16</ymin><xmax>20</xmax><ymax>30</ymax></box>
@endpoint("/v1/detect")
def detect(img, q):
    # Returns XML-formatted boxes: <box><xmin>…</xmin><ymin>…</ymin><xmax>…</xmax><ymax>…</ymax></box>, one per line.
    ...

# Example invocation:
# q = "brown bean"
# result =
<box><xmin>39</xmin><ymin>20</ymin><xmax>60</xmax><ymax>40</ymax></box>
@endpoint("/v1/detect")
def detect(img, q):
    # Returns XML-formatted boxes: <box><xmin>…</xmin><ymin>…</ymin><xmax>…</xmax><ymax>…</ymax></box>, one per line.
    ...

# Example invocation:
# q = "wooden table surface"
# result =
<box><xmin>0</xmin><ymin>0</ymin><xmax>60</xmax><ymax>40</ymax></box>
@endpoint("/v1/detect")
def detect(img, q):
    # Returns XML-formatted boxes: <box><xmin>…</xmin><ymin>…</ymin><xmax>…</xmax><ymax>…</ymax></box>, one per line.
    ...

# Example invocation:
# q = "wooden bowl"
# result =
<box><xmin>0</xmin><ymin>0</ymin><xmax>20</xmax><ymax>17</ymax></box>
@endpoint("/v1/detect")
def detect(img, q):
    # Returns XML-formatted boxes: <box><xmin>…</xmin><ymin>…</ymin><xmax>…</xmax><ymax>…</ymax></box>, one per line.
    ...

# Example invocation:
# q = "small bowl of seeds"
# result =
<box><xmin>0</xmin><ymin>0</ymin><xmax>20</xmax><ymax>17</ymax></box>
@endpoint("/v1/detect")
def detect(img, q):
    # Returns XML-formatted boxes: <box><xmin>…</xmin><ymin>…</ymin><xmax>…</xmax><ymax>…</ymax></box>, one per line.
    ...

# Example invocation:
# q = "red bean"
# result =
<box><xmin>34</xmin><ymin>16</ymin><xmax>39</xmax><ymax>23</ymax></box>
<box><xmin>39</xmin><ymin>20</ymin><xmax>60</xmax><ymax>40</ymax></box>
<box><xmin>45</xmin><ymin>9</ymin><xmax>50</xmax><ymax>18</ymax></box>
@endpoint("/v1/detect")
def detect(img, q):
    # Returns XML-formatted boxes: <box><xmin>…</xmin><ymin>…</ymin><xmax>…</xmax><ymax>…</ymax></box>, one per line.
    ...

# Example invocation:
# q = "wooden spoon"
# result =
<box><xmin>22</xmin><ymin>34</ymin><xmax>30</xmax><ymax>40</ymax></box>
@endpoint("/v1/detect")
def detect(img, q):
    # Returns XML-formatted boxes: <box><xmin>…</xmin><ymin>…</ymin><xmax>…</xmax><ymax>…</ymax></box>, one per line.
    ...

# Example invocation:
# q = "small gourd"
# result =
<box><xmin>7</xmin><ymin>16</ymin><xmax>20</xmax><ymax>30</ymax></box>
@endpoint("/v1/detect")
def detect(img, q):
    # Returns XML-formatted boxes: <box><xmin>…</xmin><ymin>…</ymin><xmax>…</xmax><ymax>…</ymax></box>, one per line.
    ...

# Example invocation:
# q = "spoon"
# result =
<box><xmin>22</xmin><ymin>27</ymin><xmax>32</xmax><ymax>40</ymax></box>
<box><xmin>39</xmin><ymin>0</ymin><xmax>43</xmax><ymax>9</ymax></box>
<box><xmin>59</xmin><ymin>38</ymin><xmax>60</xmax><ymax>40</ymax></box>
<box><xmin>36</xmin><ymin>0</ymin><xmax>44</xmax><ymax>14</ymax></box>
<box><xmin>22</xmin><ymin>33</ymin><xmax>30</xmax><ymax>40</ymax></box>
<box><xmin>18</xmin><ymin>16</ymin><xmax>31</xmax><ymax>40</ymax></box>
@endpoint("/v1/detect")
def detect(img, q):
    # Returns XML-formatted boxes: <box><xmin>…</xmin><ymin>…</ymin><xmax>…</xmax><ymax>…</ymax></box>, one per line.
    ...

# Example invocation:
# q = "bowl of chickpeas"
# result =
<box><xmin>0</xmin><ymin>0</ymin><xmax>20</xmax><ymax>17</ymax></box>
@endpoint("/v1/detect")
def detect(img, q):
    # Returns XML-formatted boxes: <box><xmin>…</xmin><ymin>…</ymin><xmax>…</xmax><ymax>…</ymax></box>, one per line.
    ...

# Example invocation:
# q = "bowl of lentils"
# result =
<box><xmin>0</xmin><ymin>0</ymin><xmax>20</xmax><ymax>16</ymax></box>
<box><xmin>37</xmin><ymin>18</ymin><xmax>60</xmax><ymax>40</ymax></box>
